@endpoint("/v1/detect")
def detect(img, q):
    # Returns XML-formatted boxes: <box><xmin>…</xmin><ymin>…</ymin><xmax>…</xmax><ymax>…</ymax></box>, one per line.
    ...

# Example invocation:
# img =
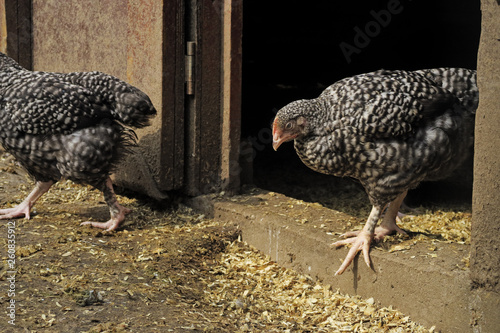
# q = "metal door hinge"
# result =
<box><xmin>185</xmin><ymin>41</ymin><xmax>196</xmax><ymax>95</ymax></box>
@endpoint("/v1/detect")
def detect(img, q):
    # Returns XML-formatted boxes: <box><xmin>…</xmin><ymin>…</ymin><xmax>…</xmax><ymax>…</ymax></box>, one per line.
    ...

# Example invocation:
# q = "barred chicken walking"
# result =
<box><xmin>272</xmin><ymin>68</ymin><xmax>478</xmax><ymax>275</ymax></box>
<box><xmin>0</xmin><ymin>52</ymin><xmax>156</xmax><ymax>231</ymax></box>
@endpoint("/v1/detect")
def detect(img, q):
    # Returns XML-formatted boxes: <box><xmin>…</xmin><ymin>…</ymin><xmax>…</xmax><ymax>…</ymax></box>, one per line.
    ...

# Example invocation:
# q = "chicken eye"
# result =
<box><xmin>285</xmin><ymin>122</ymin><xmax>294</xmax><ymax>130</ymax></box>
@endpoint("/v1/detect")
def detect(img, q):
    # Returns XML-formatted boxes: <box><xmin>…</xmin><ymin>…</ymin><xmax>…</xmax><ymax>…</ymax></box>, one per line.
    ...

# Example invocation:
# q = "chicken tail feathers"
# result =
<box><xmin>415</xmin><ymin>68</ymin><xmax>478</xmax><ymax>114</ymax></box>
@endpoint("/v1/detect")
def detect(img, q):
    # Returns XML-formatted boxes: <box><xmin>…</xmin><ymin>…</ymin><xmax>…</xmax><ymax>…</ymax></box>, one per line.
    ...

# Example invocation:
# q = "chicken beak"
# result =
<box><xmin>272</xmin><ymin>118</ymin><xmax>284</xmax><ymax>151</ymax></box>
<box><xmin>273</xmin><ymin>131</ymin><xmax>284</xmax><ymax>151</ymax></box>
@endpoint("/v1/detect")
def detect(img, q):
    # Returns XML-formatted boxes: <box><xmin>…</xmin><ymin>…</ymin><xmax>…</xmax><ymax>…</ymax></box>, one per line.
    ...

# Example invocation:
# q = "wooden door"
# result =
<box><xmin>162</xmin><ymin>0</ymin><xmax>186</xmax><ymax>192</ymax></box>
<box><xmin>184</xmin><ymin>0</ymin><xmax>222</xmax><ymax>195</ymax></box>
<box><xmin>184</xmin><ymin>0</ymin><xmax>242</xmax><ymax>196</ymax></box>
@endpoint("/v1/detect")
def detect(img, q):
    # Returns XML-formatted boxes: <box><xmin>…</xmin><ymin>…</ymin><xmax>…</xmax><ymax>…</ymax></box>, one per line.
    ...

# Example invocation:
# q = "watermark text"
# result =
<box><xmin>6</xmin><ymin>221</ymin><xmax>16</xmax><ymax>326</ymax></box>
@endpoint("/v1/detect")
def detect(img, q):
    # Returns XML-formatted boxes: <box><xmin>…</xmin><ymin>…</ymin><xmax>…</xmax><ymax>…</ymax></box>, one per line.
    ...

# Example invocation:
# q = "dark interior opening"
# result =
<box><xmin>241</xmin><ymin>0</ymin><xmax>481</xmax><ymax>209</ymax></box>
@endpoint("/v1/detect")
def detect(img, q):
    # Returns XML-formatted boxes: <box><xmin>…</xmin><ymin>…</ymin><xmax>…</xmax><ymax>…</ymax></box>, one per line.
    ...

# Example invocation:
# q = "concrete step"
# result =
<box><xmin>188</xmin><ymin>187</ymin><xmax>471</xmax><ymax>333</ymax></box>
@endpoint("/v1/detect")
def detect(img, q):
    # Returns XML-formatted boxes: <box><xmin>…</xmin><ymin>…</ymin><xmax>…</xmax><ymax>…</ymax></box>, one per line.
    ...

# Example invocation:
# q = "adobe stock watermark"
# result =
<box><xmin>5</xmin><ymin>221</ymin><xmax>17</xmax><ymax>326</ymax></box>
<box><xmin>339</xmin><ymin>0</ymin><xmax>409</xmax><ymax>64</ymax></box>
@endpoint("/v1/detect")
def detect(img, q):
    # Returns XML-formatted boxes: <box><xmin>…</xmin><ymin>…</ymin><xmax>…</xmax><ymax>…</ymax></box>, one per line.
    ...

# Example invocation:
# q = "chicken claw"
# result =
<box><xmin>0</xmin><ymin>181</ymin><xmax>53</xmax><ymax>220</ymax></box>
<box><xmin>0</xmin><ymin>204</ymin><xmax>32</xmax><ymax>220</ymax></box>
<box><xmin>80</xmin><ymin>208</ymin><xmax>131</xmax><ymax>231</ymax></box>
<box><xmin>332</xmin><ymin>229</ymin><xmax>374</xmax><ymax>275</ymax></box>
<box><xmin>81</xmin><ymin>215</ymin><xmax>127</xmax><ymax>232</ymax></box>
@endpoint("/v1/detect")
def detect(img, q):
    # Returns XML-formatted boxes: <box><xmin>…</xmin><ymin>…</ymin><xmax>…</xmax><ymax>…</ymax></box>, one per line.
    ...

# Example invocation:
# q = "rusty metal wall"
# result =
<box><xmin>32</xmin><ymin>1</ymin><xmax>127</xmax><ymax>76</ymax></box>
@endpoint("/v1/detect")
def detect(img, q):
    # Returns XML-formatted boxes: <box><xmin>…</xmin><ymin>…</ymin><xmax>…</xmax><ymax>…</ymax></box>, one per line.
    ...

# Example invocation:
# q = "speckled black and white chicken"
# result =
<box><xmin>0</xmin><ymin>52</ymin><xmax>156</xmax><ymax>231</ymax></box>
<box><xmin>272</xmin><ymin>68</ymin><xmax>478</xmax><ymax>275</ymax></box>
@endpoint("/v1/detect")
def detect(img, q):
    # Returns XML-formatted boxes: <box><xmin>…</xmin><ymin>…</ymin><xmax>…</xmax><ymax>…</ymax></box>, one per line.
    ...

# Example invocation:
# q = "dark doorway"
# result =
<box><xmin>242</xmin><ymin>0</ymin><xmax>481</xmax><ymax>207</ymax></box>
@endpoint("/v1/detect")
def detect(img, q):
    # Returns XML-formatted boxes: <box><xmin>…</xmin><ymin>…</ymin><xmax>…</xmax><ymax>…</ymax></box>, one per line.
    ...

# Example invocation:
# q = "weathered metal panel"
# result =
<box><xmin>32</xmin><ymin>0</ymin><xmax>128</xmax><ymax>76</ymax></box>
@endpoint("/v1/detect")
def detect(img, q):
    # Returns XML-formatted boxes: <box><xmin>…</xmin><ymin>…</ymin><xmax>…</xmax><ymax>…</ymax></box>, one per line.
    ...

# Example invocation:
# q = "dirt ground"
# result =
<box><xmin>0</xmin><ymin>151</ymin><xmax>468</xmax><ymax>332</ymax></box>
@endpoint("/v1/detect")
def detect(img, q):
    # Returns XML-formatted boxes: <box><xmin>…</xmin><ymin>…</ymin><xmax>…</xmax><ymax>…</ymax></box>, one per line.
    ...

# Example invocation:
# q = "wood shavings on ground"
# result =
<box><xmin>397</xmin><ymin>210</ymin><xmax>471</xmax><ymax>245</ymax></box>
<box><xmin>0</xmin><ymin>151</ymin><xmax>439</xmax><ymax>331</ymax></box>
<box><xmin>205</xmin><ymin>240</ymin><xmax>433</xmax><ymax>332</ymax></box>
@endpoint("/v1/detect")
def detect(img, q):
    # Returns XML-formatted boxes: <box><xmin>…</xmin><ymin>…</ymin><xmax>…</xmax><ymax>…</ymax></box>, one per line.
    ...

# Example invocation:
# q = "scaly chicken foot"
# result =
<box><xmin>333</xmin><ymin>228</ymin><xmax>374</xmax><ymax>275</ymax></box>
<box><xmin>332</xmin><ymin>191</ymin><xmax>408</xmax><ymax>275</ymax></box>
<box><xmin>333</xmin><ymin>204</ymin><xmax>381</xmax><ymax>275</ymax></box>
<box><xmin>81</xmin><ymin>178</ymin><xmax>131</xmax><ymax>231</ymax></box>
<box><xmin>0</xmin><ymin>181</ymin><xmax>54</xmax><ymax>220</ymax></box>
<box><xmin>380</xmin><ymin>190</ymin><xmax>409</xmax><ymax>239</ymax></box>
<box><xmin>80</xmin><ymin>204</ymin><xmax>131</xmax><ymax>231</ymax></box>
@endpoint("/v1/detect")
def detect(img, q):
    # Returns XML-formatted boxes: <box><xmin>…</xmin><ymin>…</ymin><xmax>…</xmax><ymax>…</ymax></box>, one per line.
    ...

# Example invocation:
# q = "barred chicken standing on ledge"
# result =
<box><xmin>272</xmin><ymin>68</ymin><xmax>478</xmax><ymax>275</ymax></box>
<box><xmin>0</xmin><ymin>52</ymin><xmax>156</xmax><ymax>231</ymax></box>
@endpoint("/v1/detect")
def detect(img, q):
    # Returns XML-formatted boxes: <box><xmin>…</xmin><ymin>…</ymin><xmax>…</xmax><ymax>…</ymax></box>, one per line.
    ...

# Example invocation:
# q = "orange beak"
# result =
<box><xmin>273</xmin><ymin>133</ymin><xmax>284</xmax><ymax>151</ymax></box>
<box><xmin>272</xmin><ymin>117</ymin><xmax>296</xmax><ymax>151</ymax></box>
<box><xmin>272</xmin><ymin>118</ymin><xmax>284</xmax><ymax>151</ymax></box>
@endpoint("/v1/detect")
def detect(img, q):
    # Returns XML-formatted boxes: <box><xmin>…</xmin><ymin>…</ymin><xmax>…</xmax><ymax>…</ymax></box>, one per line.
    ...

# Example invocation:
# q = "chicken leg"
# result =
<box><xmin>80</xmin><ymin>178</ymin><xmax>131</xmax><ymax>231</ymax></box>
<box><xmin>332</xmin><ymin>191</ymin><xmax>408</xmax><ymax>275</ymax></box>
<box><xmin>0</xmin><ymin>181</ymin><xmax>54</xmax><ymax>220</ymax></box>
